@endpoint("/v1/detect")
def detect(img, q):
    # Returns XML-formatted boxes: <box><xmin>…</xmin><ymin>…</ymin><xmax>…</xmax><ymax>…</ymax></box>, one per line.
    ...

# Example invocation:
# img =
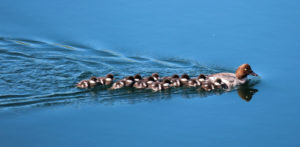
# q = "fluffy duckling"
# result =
<box><xmin>76</xmin><ymin>76</ymin><xmax>97</xmax><ymax>88</ymax></box>
<box><xmin>97</xmin><ymin>74</ymin><xmax>114</xmax><ymax>85</ymax></box>
<box><xmin>201</xmin><ymin>81</ymin><xmax>215</xmax><ymax>91</ymax></box>
<box><xmin>151</xmin><ymin>73</ymin><xmax>160</xmax><ymax>81</ymax></box>
<box><xmin>133</xmin><ymin>76</ymin><xmax>156</xmax><ymax>89</ymax></box>
<box><xmin>121</xmin><ymin>76</ymin><xmax>135</xmax><ymax>87</ymax></box>
<box><xmin>149</xmin><ymin>82</ymin><xmax>162</xmax><ymax>91</ymax></box>
<box><xmin>162</xmin><ymin>79</ymin><xmax>172</xmax><ymax>90</ymax></box>
<box><xmin>149</xmin><ymin>79</ymin><xmax>171</xmax><ymax>91</ymax></box>
<box><xmin>110</xmin><ymin>81</ymin><xmax>125</xmax><ymax>90</ymax></box>
<box><xmin>133</xmin><ymin>74</ymin><xmax>142</xmax><ymax>82</ymax></box>
<box><xmin>145</xmin><ymin>76</ymin><xmax>155</xmax><ymax>85</ymax></box>
<box><xmin>162</xmin><ymin>74</ymin><xmax>181</xmax><ymax>87</ymax></box>
<box><xmin>180</xmin><ymin>73</ymin><xmax>190</xmax><ymax>86</ymax></box>
<box><xmin>76</xmin><ymin>80</ymin><xmax>89</xmax><ymax>88</ymax></box>
<box><xmin>187</xmin><ymin>79</ymin><xmax>201</xmax><ymax>87</ymax></box>
<box><xmin>170</xmin><ymin>75</ymin><xmax>181</xmax><ymax>87</ymax></box>
<box><xmin>213</xmin><ymin>78</ymin><xmax>228</xmax><ymax>90</ymax></box>
<box><xmin>110</xmin><ymin>76</ymin><xmax>135</xmax><ymax>90</ymax></box>
<box><xmin>133</xmin><ymin>80</ymin><xmax>148</xmax><ymax>89</ymax></box>
<box><xmin>197</xmin><ymin>74</ymin><xmax>207</xmax><ymax>82</ymax></box>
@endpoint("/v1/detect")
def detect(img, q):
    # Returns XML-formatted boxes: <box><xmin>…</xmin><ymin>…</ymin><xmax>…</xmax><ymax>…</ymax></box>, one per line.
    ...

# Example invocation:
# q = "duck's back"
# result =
<box><xmin>207</xmin><ymin>73</ymin><xmax>245</xmax><ymax>89</ymax></box>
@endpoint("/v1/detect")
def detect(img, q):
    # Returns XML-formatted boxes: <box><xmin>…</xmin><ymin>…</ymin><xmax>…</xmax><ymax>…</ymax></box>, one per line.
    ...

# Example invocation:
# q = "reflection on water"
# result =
<box><xmin>237</xmin><ymin>83</ymin><xmax>259</xmax><ymax>102</ymax></box>
<box><xmin>0</xmin><ymin>37</ymin><xmax>260</xmax><ymax>110</ymax></box>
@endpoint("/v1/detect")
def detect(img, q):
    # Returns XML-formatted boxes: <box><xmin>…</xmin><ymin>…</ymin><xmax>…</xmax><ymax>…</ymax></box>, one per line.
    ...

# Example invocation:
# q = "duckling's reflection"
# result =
<box><xmin>88</xmin><ymin>82</ymin><xmax>259</xmax><ymax>105</ymax></box>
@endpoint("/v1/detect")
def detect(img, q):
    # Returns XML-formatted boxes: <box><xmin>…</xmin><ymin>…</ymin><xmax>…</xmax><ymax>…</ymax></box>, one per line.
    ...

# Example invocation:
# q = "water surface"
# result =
<box><xmin>0</xmin><ymin>0</ymin><xmax>300</xmax><ymax>146</ymax></box>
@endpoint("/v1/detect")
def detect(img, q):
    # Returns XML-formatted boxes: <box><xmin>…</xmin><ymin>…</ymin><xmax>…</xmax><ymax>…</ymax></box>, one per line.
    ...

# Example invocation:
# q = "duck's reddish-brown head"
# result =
<box><xmin>236</xmin><ymin>64</ymin><xmax>258</xmax><ymax>80</ymax></box>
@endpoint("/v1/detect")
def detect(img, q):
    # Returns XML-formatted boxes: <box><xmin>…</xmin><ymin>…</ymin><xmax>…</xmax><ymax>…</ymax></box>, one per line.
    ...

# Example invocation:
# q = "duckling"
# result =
<box><xmin>187</xmin><ymin>79</ymin><xmax>201</xmax><ymax>87</ymax></box>
<box><xmin>136</xmin><ymin>76</ymin><xmax>155</xmax><ymax>89</ymax></box>
<box><xmin>145</xmin><ymin>76</ymin><xmax>155</xmax><ymax>85</ymax></box>
<box><xmin>76</xmin><ymin>76</ymin><xmax>97</xmax><ymax>88</ymax></box>
<box><xmin>213</xmin><ymin>78</ymin><xmax>228</xmax><ymax>90</ymax></box>
<box><xmin>162</xmin><ymin>74</ymin><xmax>181</xmax><ymax>87</ymax></box>
<box><xmin>151</xmin><ymin>73</ymin><xmax>160</xmax><ymax>81</ymax></box>
<box><xmin>148</xmin><ymin>79</ymin><xmax>171</xmax><ymax>91</ymax></box>
<box><xmin>123</xmin><ymin>76</ymin><xmax>135</xmax><ymax>87</ymax></box>
<box><xmin>89</xmin><ymin>76</ymin><xmax>98</xmax><ymax>87</ymax></box>
<box><xmin>149</xmin><ymin>82</ymin><xmax>162</xmax><ymax>91</ymax></box>
<box><xmin>76</xmin><ymin>80</ymin><xmax>89</xmax><ymax>88</ymax></box>
<box><xmin>110</xmin><ymin>80</ymin><xmax>125</xmax><ymax>90</ymax></box>
<box><xmin>162</xmin><ymin>79</ymin><xmax>172</xmax><ymax>90</ymax></box>
<box><xmin>201</xmin><ymin>81</ymin><xmax>215</xmax><ymax>91</ymax></box>
<box><xmin>169</xmin><ymin>74</ymin><xmax>181</xmax><ymax>87</ymax></box>
<box><xmin>110</xmin><ymin>76</ymin><xmax>134</xmax><ymax>90</ymax></box>
<box><xmin>133</xmin><ymin>74</ymin><xmax>142</xmax><ymax>82</ymax></box>
<box><xmin>97</xmin><ymin>74</ymin><xmax>114</xmax><ymax>85</ymax></box>
<box><xmin>133</xmin><ymin>76</ymin><xmax>151</xmax><ymax>89</ymax></box>
<box><xmin>180</xmin><ymin>73</ymin><xmax>190</xmax><ymax>86</ymax></box>
<box><xmin>197</xmin><ymin>74</ymin><xmax>207</xmax><ymax>82</ymax></box>
<box><xmin>133</xmin><ymin>80</ymin><xmax>148</xmax><ymax>89</ymax></box>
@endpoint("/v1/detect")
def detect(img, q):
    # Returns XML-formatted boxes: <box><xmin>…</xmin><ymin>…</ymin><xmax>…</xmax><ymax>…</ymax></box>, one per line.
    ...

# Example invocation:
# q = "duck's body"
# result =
<box><xmin>207</xmin><ymin>64</ymin><xmax>258</xmax><ymax>89</ymax></box>
<box><xmin>207</xmin><ymin>73</ymin><xmax>244</xmax><ymax>89</ymax></box>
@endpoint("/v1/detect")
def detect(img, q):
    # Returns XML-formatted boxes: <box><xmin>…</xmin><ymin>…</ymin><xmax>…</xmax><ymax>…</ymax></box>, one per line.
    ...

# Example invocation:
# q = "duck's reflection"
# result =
<box><xmin>237</xmin><ymin>87</ymin><xmax>258</xmax><ymax>102</ymax></box>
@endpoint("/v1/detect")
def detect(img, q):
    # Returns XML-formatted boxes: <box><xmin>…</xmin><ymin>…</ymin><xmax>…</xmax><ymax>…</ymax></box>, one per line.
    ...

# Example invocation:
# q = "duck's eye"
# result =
<box><xmin>244</xmin><ymin>68</ymin><xmax>248</xmax><ymax>71</ymax></box>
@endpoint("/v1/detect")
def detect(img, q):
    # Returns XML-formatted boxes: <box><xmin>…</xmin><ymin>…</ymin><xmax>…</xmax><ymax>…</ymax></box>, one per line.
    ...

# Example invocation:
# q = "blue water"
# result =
<box><xmin>1</xmin><ymin>0</ymin><xmax>300</xmax><ymax>146</ymax></box>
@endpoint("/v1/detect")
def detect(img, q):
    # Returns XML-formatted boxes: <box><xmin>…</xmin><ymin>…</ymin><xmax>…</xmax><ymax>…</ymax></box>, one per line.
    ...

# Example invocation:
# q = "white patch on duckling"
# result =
<box><xmin>181</xmin><ymin>79</ymin><xmax>188</xmax><ymax>82</ymax></box>
<box><xmin>126</xmin><ymin>80</ymin><xmax>133</xmax><ymax>83</ymax></box>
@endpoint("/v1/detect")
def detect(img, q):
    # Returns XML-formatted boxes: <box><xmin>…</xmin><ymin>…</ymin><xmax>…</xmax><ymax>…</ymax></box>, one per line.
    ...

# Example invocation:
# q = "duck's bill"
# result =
<box><xmin>250</xmin><ymin>72</ymin><xmax>258</xmax><ymax>76</ymax></box>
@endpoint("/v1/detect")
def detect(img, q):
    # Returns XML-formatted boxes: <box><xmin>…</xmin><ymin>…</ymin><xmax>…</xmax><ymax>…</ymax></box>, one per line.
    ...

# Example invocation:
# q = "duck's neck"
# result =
<box><xmin>236</xmin><ymin>69</ymin><xmax>247</xmax><ymax>80</ymax></box>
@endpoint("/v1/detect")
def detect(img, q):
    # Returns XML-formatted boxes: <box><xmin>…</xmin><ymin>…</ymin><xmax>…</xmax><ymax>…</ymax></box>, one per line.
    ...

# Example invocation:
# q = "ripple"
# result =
<box><xmin>91</xmin><ymin>49</ymin><xmax>122</xmax><ymax>58</ymax></box>
<box><xmin>127</xmin><ymin>56</ymin><xmax>150</xmax><ymax>62</ymax></box>
<box><xmin>0</xmin><ymin>48</ymin><xmax>32</xmax><ymax>58</ymax></box>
